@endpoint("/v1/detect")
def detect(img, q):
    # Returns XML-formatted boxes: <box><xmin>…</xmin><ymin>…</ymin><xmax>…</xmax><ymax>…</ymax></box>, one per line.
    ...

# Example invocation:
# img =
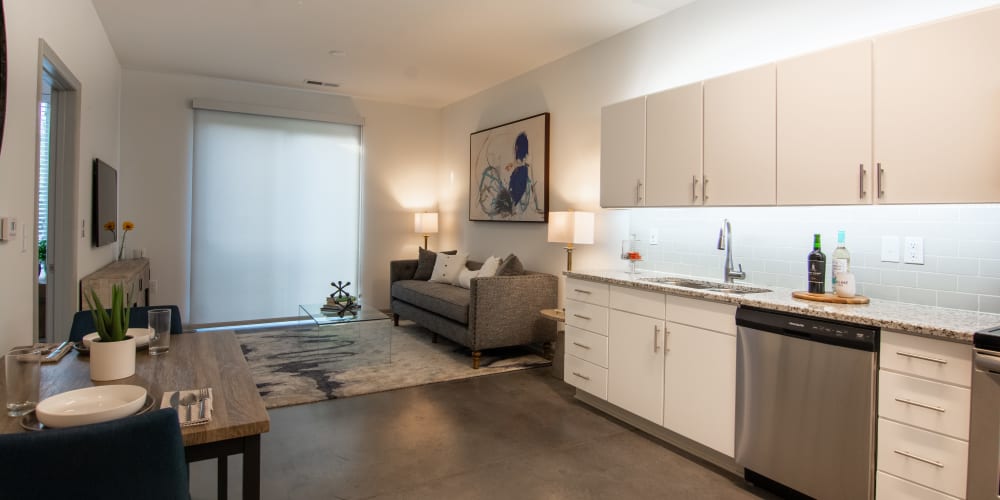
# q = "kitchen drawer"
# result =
<box><xmin>877</xmin><ymin>418</ymin><xmax>968</xmax><ymax>499</ymax></box>
<box><xmin>610</xmin><ymin>286</ymin><xmax>665</xmax><ymax>319</ymax></box>
<box><xmin>665</xmin><ymin>295</ymin><xmax>737</xmax><ymax>336</ymax></box>
<box><xmin>566</xmin><ymin>325</ymin><xmax>609</xmax><ymax>368</ymax></box>
<box><xmin>880</xmin><ymin>331</ymin><xmax>972</xmax><ymax>387</ymax></box>
<box><xmin>876</xmin><ymin>471</ymin><xmax>960</xmax><ymax>500</ymax></box>
<box><xmin>565</xmin><ymin>299</ymin><xmax>609</xmax><ymax>336</ymax></box>
<box><xmin>878</xmin><ymin>370</ymin><xmax>970</xmax><ymax>440</ymax></box>
<box><xmin>564</xmin><ymin>354</ymin><xmax>608</xmax><ymax>400</ymax></box>
<box><xmin>565</xmin><ymin>279</ymin><xmax>609</xmax><ymax>306</ymax></box>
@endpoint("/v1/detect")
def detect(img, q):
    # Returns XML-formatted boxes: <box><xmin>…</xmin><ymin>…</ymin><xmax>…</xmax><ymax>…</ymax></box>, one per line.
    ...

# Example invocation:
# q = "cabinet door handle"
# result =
<box><xmin>702</xmin><ymin>176</ymin><xmax>709</xmax><ymax>202</ymax></box>
<box><xmin>692</xmin><ymin>176</ymin><xmax>699</xmax><ymax>203</ymax></box>
<box><xmin>893</xmin><ymin>449</ymin><xmax>944</xmax><ymax>468</ymax></box>
<box><xmin>859</xmin><ymin>164</ymin><xmax>866</xmax><ymax>199</ymax></box>
<box><xmin>573</xmin><ymin>314</ymin><xmax>592</xmax><ymax>320</ymax></box>
<box><xmin>653</xmin><ymin>324</ymin><xmax>660</xmax><ymax>352</ymax></box>
<box><xmin>636</xmin><ymin>179</ymin><xmax>644</xmax><ymax>204</ymax></box>
<box><xmin>664</xmin><ymin>326</ymin><xmax>670</xmax><ymax>352</ymax></box>
<box><xmin>572</xmin><ymin>289</ymin><xmax>592</xmax><ymax>294</ymax></box>
<box><xmin>877</xmin><ymin>162</ymin><xmax>885</xmax><ymax>198</ymax></box>
<box><xmin>896</xmin><ymin>351</ymin><xmax>948</xmax><ymax>365</ymax></box>
<box><xmin>572</xmin><ymin>342</ymin><xmax>591</xmax><ymax>350</ymax></box>
<box><xmin>894</xmin><ymin>397</ymin><xmax>946</xmax><ymax>413</ymax></box>
<box><xmin>572</xmin><ymin>371</ymin><xmax>591</xmax><ymax>381</ymax></box>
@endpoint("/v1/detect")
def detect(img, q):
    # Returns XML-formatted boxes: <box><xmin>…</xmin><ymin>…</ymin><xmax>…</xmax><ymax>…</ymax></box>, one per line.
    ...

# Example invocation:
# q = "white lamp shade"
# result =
<box><xmin>547</xmin><ymin>211</ymin><xmax>594</xmax><ymax>244</ymax></box>
<box><xmin>414</xmin><ymin>212</ymin><xmax>439</xmax><ymax>234</ymax></box>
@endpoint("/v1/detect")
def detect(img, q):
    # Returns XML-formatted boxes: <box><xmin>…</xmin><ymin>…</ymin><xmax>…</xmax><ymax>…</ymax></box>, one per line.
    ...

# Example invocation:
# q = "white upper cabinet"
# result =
<box><xmin>704</xmin><ymin>64</ymin><xmax>777</xmax><ymax>206</ymax></box>
<box><xmin>873</xmin><ymin>8</ymin><xmax>1000</xmax><ymax>204</ymax></box>
<box><xmin>777</xmin><ymin>41</ymin><xmax>873</xmax><ymax>205</ymax></box>
<box><xmin>645</xmin><ymin>82</ymin><xmax>704</xmax><ymax>206</ymax></box>
<box><xmin>600</xmin><ymin>96</ymin><xmax>646</xmax><ymax>207</ymax></box>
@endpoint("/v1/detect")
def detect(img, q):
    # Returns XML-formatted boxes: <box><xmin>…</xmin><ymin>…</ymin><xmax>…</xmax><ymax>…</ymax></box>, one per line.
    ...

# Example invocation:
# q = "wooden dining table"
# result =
<box><xmin>0</xmin><ymin>331</ymin><xmax>270</xmax><ymax>500</ymax></box>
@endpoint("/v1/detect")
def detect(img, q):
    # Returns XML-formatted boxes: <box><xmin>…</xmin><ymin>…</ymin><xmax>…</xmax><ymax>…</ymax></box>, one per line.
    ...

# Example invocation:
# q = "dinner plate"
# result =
<box><xmin>82</xmin><ymin>328</ymin><xmax>153</xmax><ymax>349</ymax></box>
<box><xmin>21</xmin><ymin>393</ymin><xmax>155</xmax><ymax>431</ymax></box>
<box><xmin>35</xmin><ymin>385</ymin><xmax>148</xmax><ymax>428</ymax></box>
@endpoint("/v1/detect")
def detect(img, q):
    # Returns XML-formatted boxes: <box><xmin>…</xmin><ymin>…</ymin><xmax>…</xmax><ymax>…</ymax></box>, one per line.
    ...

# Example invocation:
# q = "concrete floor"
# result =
<box><xmin>190</xmin><ymin>368</ymin><xmax>771</xmax><ymax>500</ymax></box>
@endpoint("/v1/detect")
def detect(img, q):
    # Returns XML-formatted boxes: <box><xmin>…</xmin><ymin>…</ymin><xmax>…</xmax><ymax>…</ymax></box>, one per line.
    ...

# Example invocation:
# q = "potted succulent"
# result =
<box><xmin>85</xmin><ymin>283</ymin><xmax>136</xmax><ymax>381</ymax></box>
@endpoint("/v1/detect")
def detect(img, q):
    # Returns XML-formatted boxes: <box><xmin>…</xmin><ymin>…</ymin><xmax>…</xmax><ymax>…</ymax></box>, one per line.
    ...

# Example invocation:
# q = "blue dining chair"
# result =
<box><xmin>0</xmin><ymin>408</ymin><xmax>190</xmax><ymax>499</ymax></box>
<box><xmin>69</xmin><ymin>305</ymin><xmax>185</xmax><ymax>342</ymax></box>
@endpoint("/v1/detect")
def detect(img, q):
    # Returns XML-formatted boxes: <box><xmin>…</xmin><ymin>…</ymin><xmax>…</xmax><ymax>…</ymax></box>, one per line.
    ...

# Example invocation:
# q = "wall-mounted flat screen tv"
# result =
<box><xmin>92</xmin><ymin>158</ymin><xmax>117</xmax><ymax>247</ymax></box>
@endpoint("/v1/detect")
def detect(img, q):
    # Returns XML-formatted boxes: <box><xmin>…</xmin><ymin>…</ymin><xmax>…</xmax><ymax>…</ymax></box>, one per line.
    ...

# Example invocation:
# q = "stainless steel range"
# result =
<box><xmin>969</xmin><ymin>325</ymin><xmax>1000</xmax><ymax>500</ymax></box>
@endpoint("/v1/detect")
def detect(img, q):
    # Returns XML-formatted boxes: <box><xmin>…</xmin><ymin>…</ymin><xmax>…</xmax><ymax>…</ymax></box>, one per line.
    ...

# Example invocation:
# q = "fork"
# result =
<box><xmin>196</xmin><ymin>388</ymin><xmax>210</xmax><ymax>420</ymax></box>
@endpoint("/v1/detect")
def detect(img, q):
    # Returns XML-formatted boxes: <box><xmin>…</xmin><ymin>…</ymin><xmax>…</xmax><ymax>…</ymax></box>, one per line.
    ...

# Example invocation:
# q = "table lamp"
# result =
<box><xmin>414</xmin><ymin>212</ymin><xmax>439</xmax><ymax>249</ymax></box>
<box><xmin>547</xmin><ymin>211</ymin><xmax>594</xmax><ymax>271</ymax></box>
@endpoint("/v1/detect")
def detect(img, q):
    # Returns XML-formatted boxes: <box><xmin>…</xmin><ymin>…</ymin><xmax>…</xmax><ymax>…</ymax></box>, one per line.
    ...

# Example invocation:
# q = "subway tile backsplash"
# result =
<box><xmin>627</xmin><ymin>204</ymin><xmax>1000</xmax><ymax>314</ymax></box>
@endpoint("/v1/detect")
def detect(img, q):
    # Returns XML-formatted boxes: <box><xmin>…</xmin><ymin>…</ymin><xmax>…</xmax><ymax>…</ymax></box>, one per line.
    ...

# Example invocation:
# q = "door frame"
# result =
<box><xmin>35</xmin><ymin>40</ymin><xmax>81</xmax><ymax>342</ymax></box>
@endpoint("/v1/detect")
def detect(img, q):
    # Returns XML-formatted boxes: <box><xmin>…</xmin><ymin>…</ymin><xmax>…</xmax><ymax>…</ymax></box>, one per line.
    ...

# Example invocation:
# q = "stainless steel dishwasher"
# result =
<box><xmin>735</xmin><ymin>307</ymin><xmax>878</xmax><ymax>499</ymax></box>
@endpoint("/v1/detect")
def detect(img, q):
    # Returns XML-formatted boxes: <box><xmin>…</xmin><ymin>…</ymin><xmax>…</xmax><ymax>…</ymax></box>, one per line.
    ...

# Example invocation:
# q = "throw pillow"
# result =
<box><xmin>495</xmin><ymin>253</ymin><xmax>524</xmax><ymax>276</ymax></box>
<box><xmin>457</xmin><ymin>267</ymin><xmax>478</xmax><ymax>289</ymax></box>
<box><xmin>414</xmin><ymin>248</ymin><xmax>456</xmax><ymax>281</ymax></box>
<box><xmin>429</xmin><ymin>252</ymin><xmax>468</xmax><ymax>284</ymax></box>
<box><xmin>477</xmin><ymin>255</ymin><xmax>501</xmax><ymax>278</ymax></box>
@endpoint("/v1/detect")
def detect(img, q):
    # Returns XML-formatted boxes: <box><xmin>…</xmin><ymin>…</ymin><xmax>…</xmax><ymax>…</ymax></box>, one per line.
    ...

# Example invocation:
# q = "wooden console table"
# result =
<box><xmin>79</xmin><ymin>258</ymin><xmax>150</xmax><ymax>310</ymax></box>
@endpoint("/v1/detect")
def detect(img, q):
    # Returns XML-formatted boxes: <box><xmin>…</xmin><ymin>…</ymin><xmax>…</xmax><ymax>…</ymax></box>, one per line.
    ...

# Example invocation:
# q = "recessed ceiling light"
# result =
<box><xmin>328</xmin><ymin>50</ymin><xmax>346</xmax><ymax>56</ymax></box>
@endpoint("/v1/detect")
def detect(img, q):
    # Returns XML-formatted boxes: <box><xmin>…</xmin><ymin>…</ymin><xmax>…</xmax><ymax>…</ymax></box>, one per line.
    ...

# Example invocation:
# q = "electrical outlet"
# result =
<box><xmin>149</xmin><ymin>280</ymin><xmax>158</xmax><ymax>294</ymax></box>
<box><xmin>649</xmin><ymin>229</ymin><xmax>659</xmax><ymax>245</ymax></box>
<box><xmin>881</xmin><ymin>235</ymin><xmax>900</xmax><ymax>262</ymax></box>
<box><xmin>904</xmin><ymin>236</ymin><xmax>924</xmax><ymax>265</ymax></box>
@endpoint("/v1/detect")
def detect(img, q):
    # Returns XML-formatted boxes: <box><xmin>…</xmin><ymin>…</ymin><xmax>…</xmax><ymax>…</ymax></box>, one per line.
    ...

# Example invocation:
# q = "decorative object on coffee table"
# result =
<box><xmin>322</xmin><ymin>280</ymin><xmax>360</xmax><ymax>316</ymax></box>
<box><xmin>470</xmin><ymin>112</ymin><xmax>549</xmax><ymax>222</ymax></box>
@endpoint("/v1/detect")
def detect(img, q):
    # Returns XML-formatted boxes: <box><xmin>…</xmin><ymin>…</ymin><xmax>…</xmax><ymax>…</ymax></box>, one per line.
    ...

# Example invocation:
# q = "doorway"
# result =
<box><xmin>35</xmin><ymin>41</ymin><xmax>80</xmax><ymax>343</ymax></box>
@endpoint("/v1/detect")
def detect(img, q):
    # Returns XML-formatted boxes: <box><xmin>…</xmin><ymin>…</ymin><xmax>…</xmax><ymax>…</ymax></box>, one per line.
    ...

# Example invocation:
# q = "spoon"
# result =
<box><xmin>179</xmin><ymin>392</ymin><xmax>197</xmax><ymax>422</ymax></box>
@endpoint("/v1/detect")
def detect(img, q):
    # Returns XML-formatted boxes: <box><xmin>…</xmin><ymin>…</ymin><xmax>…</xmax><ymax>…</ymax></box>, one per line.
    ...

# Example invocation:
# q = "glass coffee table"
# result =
<box><xmin>298</xmin><ymin>304</ymin><xmax>393</xmax><ymax>367</ymax></box>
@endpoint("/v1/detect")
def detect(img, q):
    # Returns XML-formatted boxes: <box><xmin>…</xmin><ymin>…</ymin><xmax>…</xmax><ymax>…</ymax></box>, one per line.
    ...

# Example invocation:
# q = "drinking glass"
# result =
<box><xmin>148</xmin><ymin>309</ymin><xmax>171</xmax><ymax>355</ymax></box>
<box><xmin>5</xmin><ymin>347</ymin><xmax>41</xmax><ymax>416</ymax></box>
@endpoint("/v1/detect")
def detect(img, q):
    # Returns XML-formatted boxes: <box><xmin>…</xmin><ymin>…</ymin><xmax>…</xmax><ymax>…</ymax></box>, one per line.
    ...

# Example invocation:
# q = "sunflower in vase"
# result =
<box><xmin>117</xmin><ymin>221</ymin><xmax>136</xmax><ymax>261</ymax></box>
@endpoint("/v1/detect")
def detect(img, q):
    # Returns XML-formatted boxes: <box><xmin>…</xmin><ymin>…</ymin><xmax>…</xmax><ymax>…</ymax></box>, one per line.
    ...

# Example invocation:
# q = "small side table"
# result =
<box><xmin>540</xmin><ymin>308</ymin><xmax>565</xmax><ymax>379</ymax></box>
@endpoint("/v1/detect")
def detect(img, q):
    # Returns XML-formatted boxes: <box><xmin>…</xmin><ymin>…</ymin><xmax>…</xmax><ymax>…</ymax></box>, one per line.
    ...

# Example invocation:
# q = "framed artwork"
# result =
<box><xmin>469</xmin><ymin>112</ymin><xmax>549</xmax><ymax>222</ymax></box>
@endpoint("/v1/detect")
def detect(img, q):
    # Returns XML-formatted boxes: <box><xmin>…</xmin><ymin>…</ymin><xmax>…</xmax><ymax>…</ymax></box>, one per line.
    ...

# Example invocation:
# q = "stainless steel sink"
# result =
<box><xmin>639</xmin><ymin>277</ymin><xmax>771</xmax><ymax>294</ymax></box>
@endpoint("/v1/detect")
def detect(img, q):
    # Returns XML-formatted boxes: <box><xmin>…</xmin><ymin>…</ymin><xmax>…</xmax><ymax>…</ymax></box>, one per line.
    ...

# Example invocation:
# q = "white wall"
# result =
<box><xmin>440</xmin><ymin>0</ymin><xmax>1000</xmax><ymax>305</ymax></box>
<box><xmin>0</xmin><ymin>0</ymin><xmax>121</xmax><ymax>353</ymax></box>
<box><xmin>119</xmin><ymin>70</ymin><xmax>440</xmax><ymax>322</ymax></box>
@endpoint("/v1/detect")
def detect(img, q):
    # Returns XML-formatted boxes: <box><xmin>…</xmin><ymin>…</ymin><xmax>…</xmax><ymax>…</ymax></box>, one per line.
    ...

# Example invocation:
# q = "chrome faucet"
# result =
<box><xmin>717</xmin><ymin>219</ymin><xmax>745</xmax><ymax>283</ymax></box>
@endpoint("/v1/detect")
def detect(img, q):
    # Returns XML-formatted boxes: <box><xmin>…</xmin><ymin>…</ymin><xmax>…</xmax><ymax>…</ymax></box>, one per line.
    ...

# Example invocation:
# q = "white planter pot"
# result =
<box><xmin>89</xmin><ymin>336</ymin><xmax>136</xmax><ymax>381</ymax></box>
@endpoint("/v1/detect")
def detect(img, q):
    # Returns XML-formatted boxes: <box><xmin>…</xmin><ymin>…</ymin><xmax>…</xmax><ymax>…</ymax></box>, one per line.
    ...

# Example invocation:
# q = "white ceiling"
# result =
<box><xmin>91</xmin><ymin>0</ymin><xmax>694</xmax><ymax>107</ymax></box>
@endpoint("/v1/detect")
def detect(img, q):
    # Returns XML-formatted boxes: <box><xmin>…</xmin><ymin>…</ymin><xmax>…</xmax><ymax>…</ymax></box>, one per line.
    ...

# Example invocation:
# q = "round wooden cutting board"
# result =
<box><xmin>792</xmin><ymin>291</ymin><xmax>870</xmax><ymax>304</ymax></box>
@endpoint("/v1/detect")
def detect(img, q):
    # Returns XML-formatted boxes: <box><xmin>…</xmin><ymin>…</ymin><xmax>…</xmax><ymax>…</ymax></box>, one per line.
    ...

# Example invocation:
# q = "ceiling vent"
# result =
<box><xmin>304</xmin><ymin>79</ymin><xmax>340</xmax><ymax>88</ymax></box>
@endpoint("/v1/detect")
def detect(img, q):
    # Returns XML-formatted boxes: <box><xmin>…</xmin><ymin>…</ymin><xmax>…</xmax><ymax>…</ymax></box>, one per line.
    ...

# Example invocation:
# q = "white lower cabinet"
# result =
<box><xmin>877</xmin><ymin>331</ymin><xmax>973</xmax><ymax>499</ymax></box>
<box><xmin>607</xmin><ymin>309</ymin><xmax>665</xmax><ymax>425</ymax></box>
<box><xmin>877</xmin><ymin>419</ymin><xmax>968</xmax><ymax>499</ymax></box>
<box><xmin>662</xmin><ymin>321</ymin><xmax>736</xmax><ymax>457</ymax></box>
<box><xmin>877</xmin><ymin>472</ymin><xmax>961</xmax><ymax>500</ymax></box>
<box><xmin>565</xmin><ymin>353</ymin><xmax>608</xmax><ymax>400</ymax></box>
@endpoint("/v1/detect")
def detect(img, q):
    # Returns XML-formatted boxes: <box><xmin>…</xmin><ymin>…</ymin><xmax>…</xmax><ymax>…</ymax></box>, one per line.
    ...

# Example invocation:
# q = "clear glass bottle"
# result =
<box><xmin>831</xmin><ymin>230</ymin><xmax>851</xmax><ymax>286</ymax></box>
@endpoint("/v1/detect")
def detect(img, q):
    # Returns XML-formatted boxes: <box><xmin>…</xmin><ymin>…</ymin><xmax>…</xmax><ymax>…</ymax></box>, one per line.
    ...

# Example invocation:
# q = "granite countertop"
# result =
<box><xmin>565</xmin><ymin>270</ymin><xmax>1000</xmax><ymax>344</ymax></box>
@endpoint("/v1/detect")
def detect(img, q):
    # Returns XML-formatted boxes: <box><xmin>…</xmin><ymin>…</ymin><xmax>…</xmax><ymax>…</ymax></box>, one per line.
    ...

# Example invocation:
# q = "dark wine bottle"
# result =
<box><xmin>808</xmin><ymin>234</ymin><xmax>826</xmax><ymax>294</ymax></box>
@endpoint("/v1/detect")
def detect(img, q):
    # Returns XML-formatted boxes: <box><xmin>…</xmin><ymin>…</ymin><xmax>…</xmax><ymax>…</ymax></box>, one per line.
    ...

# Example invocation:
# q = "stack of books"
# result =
<box><xmin>321</xmin><ymin>295</ymin><xmax>360</xmax><ymax>315</ymax></box>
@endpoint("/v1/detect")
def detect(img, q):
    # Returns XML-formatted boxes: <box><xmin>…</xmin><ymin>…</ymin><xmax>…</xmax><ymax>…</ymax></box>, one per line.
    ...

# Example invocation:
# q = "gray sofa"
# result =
<box><xmin>390</xmin><ymin>258</ymin><xmax>558</xmax><ymax>368</ymax></box>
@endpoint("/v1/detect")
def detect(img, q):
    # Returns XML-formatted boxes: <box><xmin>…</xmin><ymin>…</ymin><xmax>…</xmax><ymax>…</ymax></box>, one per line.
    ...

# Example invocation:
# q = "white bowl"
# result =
<box><xmin>83</xmin><ymin>328</ymin><xmax>153</xmax><ymax>349</ymax></box>
<box><xmin>36</xmin><ymin>385</ymin><xmax>148</xmax><ymax>428</ymax></box>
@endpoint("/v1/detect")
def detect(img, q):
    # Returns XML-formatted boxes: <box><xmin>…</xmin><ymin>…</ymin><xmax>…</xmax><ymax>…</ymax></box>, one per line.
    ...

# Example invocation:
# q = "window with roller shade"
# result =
<box><xmin>190</xmin><ymin>108</ymin><xmax>361</xmax><ymax>325</ymax></box>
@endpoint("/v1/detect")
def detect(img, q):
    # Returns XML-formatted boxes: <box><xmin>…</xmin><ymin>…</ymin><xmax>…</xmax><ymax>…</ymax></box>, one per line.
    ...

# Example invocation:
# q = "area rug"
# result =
<box><xmin>237</xmin><ymin>321</ymin><xmax>551</xmax><ymax>409</ymax></box>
